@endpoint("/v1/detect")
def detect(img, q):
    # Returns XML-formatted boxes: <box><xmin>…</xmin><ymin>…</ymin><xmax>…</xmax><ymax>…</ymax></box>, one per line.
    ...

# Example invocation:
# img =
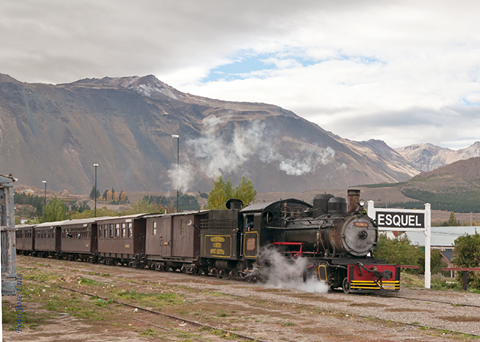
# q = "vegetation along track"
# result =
<box><xmin>18</xmin><ymin>256</ymin><xmax>480</xmax><ymax>339</ymax></box>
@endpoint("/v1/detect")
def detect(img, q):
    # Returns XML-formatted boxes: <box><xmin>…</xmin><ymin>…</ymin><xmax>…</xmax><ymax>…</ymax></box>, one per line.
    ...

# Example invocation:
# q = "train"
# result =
<box><xmin>15</xmin><ymin>189</ymin><xmax>400</xmax><ymax>293</ymax></box>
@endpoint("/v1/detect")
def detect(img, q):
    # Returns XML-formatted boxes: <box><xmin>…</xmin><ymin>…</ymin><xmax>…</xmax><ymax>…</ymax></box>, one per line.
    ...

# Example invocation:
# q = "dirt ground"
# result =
<box><xmin>3</xmin><ymin>256</ymin><xmax>480</xmax><ymax>342</ymax></box>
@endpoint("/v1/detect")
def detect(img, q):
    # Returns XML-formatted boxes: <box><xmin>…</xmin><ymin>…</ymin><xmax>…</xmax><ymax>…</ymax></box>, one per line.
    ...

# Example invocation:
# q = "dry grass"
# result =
<box><xmin>386</xmin><ymin>308</ymin><xmax>434</xmax><ymax>313</ymax></box>
<box><xmin>439</xmin><ymin>316</ymin><xmax>480</xmax><ymax>322</ymax></box>
<box><xmin>349</xmin><ymin>303</ymin><xmax>388</xmax><ymax>307</ymax></box>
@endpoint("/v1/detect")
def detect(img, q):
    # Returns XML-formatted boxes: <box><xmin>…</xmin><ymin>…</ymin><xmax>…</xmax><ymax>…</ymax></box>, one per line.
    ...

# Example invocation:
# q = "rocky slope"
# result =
<box><xmin>0</xmin><ymin>73</ymin><xmax>419</xmax><ymax>194</ymax></box>
<box><xmin>396</xmin><ymin>142</ymin><xmax>480</xmax><ymax>172</ymax></box>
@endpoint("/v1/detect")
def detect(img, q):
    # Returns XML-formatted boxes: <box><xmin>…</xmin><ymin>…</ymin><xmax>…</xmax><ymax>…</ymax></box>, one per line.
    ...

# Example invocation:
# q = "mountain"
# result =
<box><xmin>362</xmin><ymin>157</ymin><xmax>480</xmax><ymax>213</ymax></box>
<box><xmin>0</xmin><ymin>73</ymin><xmax>419</xmax><ymax>194</ymax></box>
<box><xmin>396</xmin><ymin>142</ymin><xmax>480</xmax><ymax>172</ymax></box>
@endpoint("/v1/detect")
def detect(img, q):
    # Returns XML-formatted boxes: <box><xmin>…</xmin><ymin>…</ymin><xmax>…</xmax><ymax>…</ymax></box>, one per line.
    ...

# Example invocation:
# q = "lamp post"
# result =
<box><xmin>42</xmin><ymin>180</ymin><xmax>47</xmax><ymax>222</ymax></box>
<box><xmin>94</xmin><ymin>164</ymin><xmax>98</xmax><ymax>217</ymax></box>
<box><xmin>171</xmin><ymin>134</ymin><xmax>179</xmax><ymax>213</ymax></box>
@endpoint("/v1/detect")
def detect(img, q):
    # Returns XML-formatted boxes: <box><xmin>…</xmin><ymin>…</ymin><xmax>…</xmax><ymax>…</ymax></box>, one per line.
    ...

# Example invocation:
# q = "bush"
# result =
<box><xmin>452</xmin><ymin>231</ymin><xmax>480</xmax><ymax>289</ymax></box>
<box><xmin>373</xmin><ymin>234</ymin><xmax>422</xmax><ymax>268</ymax></box>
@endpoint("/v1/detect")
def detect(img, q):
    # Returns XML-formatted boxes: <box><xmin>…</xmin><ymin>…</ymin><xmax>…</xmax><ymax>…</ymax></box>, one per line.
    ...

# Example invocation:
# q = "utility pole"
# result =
<box><xmin>171</xmin><ymin>135</ymin><xmax>180</xmax><ymax>213</ymax></box>
<box><xmin>42</xmin><ymin>180</ymin><xmax>47</xmax><ymax>222</ymax></box>
<box><xmin>94</xmin><ymin>164</ymin><xmax>98</xmax><ymax>217</ymax></box>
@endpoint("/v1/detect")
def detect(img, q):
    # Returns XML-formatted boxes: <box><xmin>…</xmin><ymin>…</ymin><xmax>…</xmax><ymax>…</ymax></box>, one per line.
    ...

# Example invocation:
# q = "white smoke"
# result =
<box><xmin>261</xmin><ymin>145</ymin><xmax>335</xmax><ymax>176</ymax></box>
<box><xmin>167</xmin><ymin>163</ymin><xmax>195</xmax><ymax>193</ymax></box>
<box><xmin>256</xmin><ymin>246</ymin><xmax>328</xmax><ymax>294</ymax></box>
<box><xmin>187</xmin><ymin>115</ymin><xmax>335</xmax><ymax>178</ymax></box>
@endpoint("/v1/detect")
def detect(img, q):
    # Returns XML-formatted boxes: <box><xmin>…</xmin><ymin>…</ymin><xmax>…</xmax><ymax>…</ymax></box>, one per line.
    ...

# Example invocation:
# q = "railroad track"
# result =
<box><xmin>27</xmin><ymin>256</ymin><xmax>480</xmax><ymax>309</ymax></box>
<box><xmin>27</xmin><ymin>276</ymin><xmax>266</xmax><ymax>342</ymax></box>
<box><xmin>57</xmin><ymin>285</ymin><xmax>266</xmax><ymax>342</ymax></box>
<box><xmin>23</xmin><ymin>256</ymin><xmax>480</xmax><ymax>338</ymax></box>
<box><xmin>375</xmin><ymin>293</ymin><xmax>480</xmax><ymax>309</ymax></box>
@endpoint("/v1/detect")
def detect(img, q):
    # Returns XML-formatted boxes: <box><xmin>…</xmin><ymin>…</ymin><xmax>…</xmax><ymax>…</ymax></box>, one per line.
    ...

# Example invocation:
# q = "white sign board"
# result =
<box><xmin>367</xmin><ymin>201</ymin><xmax>431</xmax><ymax>289</ymax></box>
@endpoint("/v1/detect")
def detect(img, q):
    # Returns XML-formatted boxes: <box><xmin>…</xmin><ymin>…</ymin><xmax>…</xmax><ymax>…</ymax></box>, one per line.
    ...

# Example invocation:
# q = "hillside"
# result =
<box><xmin>363</xmin><ymin>157</ymin><xmax>480</xmax><ymax>213</ymax></box>
<box><xmin>0</xmin><ymin>73</ymin><xmax>418</xmax><ymax>194</ymax></box>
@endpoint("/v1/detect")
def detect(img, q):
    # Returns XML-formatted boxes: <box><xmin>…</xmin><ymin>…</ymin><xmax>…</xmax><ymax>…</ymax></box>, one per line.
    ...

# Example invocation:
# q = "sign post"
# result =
<box><xmin>367</xmin><ymin>201</ymin><xmax>431</xmax><ymax>289</ymax></box>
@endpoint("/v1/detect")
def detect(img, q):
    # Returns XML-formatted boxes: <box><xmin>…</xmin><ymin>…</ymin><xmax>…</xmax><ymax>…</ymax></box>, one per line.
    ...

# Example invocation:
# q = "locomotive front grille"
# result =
<box><xmin>350</xmin><ymin>280</ymin><xmax>400</xmax><ymax>291</ymax></box>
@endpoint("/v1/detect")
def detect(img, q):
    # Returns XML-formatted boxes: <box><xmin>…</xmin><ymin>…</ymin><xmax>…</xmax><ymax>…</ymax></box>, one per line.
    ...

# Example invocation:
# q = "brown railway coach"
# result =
<box><xmin>60</xmin><ymin>218</ymin><xmax>100</xmax><ymax>262</ymax></box>
<box><xmin>15</xmin><ymin>224</ymin><xmax>35</xmax><ymax>255</ymax></box>
<box><xmin>96</xmin><ymin>214</ymin><xmax>146</xmax><ymax>267</ymax></box>
<box><xmin>34</xmin><ymin>220</ymin><xmax>65</xmax><ymax>258</ymax></box>
<box><xmin>144</xmin><ymin>211</ymin><xmax>208</xmax><ymax>271</ymax></box>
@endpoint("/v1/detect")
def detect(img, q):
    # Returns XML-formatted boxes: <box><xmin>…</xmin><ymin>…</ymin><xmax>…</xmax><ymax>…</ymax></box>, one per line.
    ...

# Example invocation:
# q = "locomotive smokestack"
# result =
<box><xmin>347</xmin><ymin>189</ymin><xmax>360</xmax><ymax>213</ymax></box>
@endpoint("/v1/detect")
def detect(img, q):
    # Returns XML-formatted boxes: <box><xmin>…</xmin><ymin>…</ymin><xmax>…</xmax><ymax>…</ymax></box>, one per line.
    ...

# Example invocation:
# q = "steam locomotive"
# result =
<box><xmin>16</xmin><ymin>189</ymin><xmax>399</xmax><ymax>293</ymax></box>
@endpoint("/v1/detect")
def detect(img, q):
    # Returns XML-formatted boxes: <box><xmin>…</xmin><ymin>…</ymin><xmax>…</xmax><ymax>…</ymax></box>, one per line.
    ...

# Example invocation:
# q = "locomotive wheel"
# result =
<box><xmin>191</xmin><ymin>267</ymin><xmax>201</xmax><ymax>276</ymax></box>
<box><xmin>342</xmin><ymin>278</ymin><xmax>351</xmax><ymax>294</ymax></box>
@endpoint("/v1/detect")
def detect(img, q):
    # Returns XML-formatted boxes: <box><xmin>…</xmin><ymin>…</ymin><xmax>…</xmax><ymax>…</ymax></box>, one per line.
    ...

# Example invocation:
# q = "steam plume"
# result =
<box><xmin>256</xmin><ymin>246</ymin><xmax>328</xmax><ymax>294</ymax></box>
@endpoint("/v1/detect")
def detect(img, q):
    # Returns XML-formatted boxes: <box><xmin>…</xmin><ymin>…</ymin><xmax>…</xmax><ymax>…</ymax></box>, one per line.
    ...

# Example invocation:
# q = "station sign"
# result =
<box><xmin>375</xmin><ymin>211</ymin><xmax>425</xmax><ymax>228</ymax></box>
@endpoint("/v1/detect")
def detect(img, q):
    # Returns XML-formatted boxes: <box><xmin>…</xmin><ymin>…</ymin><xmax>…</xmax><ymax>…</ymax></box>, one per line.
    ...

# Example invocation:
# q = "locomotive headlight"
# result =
<box><xmin>358</xmin><ymin>199</ymin><xmax>365</xmax><ymax>207</ymax></box>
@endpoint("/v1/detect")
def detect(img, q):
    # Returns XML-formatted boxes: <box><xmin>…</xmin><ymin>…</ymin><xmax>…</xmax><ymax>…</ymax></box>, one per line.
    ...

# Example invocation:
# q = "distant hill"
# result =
<box><xmin>396</xmin><ymin>142</ymin><xmax>480</xmax><ymax>172</ymax></box>
<box><xmin>363</xmin><ymin>157</ymin><xmax>480</xmax><ymax>213</ymax></box>
<box><xmin>0</xmin><ymin>73</ymin><xmax>418</xmax><ymax>194</ymax></box>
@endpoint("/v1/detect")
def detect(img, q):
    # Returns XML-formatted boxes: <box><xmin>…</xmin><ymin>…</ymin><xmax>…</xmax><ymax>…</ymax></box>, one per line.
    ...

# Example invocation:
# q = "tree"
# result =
<box><xmin>417</xmin><ymin>248</ymin><xmax>443</xmax><ymax>274</ymax></box>
<box><xmin>43</xmin><ymin>196</ymin><xmax>67</xmax><ymax>222</ymax></box>
<box><xmin>206</xmin><ymin>176</ymin><xmax>234</xmax><ymax>209</ymax></box>
<box><xmin>69</xmin><ymin>207</ymin><xmax>119</xmax><ymax>220</ymax></box>
<box><xmin>448</xmin><ymin>212</ymin><xmax>458</xmax><ymax>226</ymax></box>
<box><xmin>373</xmin><ymin>234</ymin><xmax>422</xmax><ymax>272</ymax></box>
<box><xmin>120</xmin><ymin>199</ymin><xmax>164</xmax><ymax>215</ymax></box>
<box><xmin>234</xmin><ymin>175</ymin><xmax>257</xmax><ymax>208</ymax></box>
<box><xmin>452</xmin><ymin>231</ymin><xmax>480</xmax><ymax>289</ymax></box>
<box><xmin>89</xmin><ymin>186</ymin><xmax>100</xmax><ymax>200</ymax></box>
<box><xmin>206</xmin><ymin>175</ymin><xmax>257</xmax><ymax>209</ymax></box>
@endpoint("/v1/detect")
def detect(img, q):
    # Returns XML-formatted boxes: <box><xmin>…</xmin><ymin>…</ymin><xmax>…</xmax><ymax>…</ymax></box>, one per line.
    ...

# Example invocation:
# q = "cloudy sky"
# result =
<box><xmin>1</xmin><ymin>1</ymin><xmax>479</xmax><ymax>149</ymax></box>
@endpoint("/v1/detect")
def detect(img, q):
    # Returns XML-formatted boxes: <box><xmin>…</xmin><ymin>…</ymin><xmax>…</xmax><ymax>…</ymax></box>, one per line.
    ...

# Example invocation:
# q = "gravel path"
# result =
<box><xmin>16</xmin><ymin>256</ymin><xmax>480</xmax><ymax>341</ymax></box>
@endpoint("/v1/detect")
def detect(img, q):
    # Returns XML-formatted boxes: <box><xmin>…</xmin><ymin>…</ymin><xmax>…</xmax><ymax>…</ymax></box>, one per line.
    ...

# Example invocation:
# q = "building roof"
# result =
<box><xmin>405</xmin><ymin>226</ymin><xmax>479</xmax><ymax>248</ymax></box>
<box><xmin>440</xmin><ymin>250</ymin><xmax>455</xmax><ymax>262</ymax></box>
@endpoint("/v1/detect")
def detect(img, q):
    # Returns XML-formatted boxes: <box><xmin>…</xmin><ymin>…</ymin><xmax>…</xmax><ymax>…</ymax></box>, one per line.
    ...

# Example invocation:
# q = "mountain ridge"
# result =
<box><xmin>0</xmin><ymin>73</ymin><xmax>418</xmax><ymax>194</ymax></box>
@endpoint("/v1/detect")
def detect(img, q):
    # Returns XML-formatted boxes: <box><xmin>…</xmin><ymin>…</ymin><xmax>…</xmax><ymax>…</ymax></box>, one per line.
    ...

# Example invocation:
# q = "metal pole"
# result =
<box><xmin>177</xmin><ymin>137</ymin><xmax>179</xmax><ymax>213</ymax></box>
<box><xmin>42</xmin><ymin>180</ymin><xmax>47</xmax><ymax>222</ymax></box>
<box><xmin>171</xmin><ymin>135</ymin><xmax>180</xmax><ymax>213</ymax></box>
<box><xmin>94</xmin><ymin>164</ymin><xmax>98</xmax><ymax>217</ymax></box>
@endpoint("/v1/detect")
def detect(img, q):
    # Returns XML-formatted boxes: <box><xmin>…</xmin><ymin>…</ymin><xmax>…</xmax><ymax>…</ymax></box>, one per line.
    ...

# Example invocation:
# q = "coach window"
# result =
<box><xmin>110</xmin><ymin>224</ymin><xmax>114</xmax><ymax>238</ymax></box>
<box><xmin>153</xmin><ymin>221</ymin><xmax>157</xmax><ymax>236</ymax></box>
<box><xmin>128</xmin><ymin>222</ymin><xmax>133</xmax><ymax>237</ymax></box>
<box><xmin>116</xmin><ymin>224</ymin><xmax>120</xmax><ymax>238</ymax></box>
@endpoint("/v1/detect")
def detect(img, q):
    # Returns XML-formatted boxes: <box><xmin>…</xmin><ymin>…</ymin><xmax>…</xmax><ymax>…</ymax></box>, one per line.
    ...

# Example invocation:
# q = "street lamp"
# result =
<box><xmin>42</xmin><ymin>180</ymin><xmax>47</xmax><ymax>222</ymax></box>
<box><xmin>94</xmin><ymin>164</ymin><xmax>98</xmax><ymax>217</ymax></box>
<box><xmin>171</xmin><ymin>134</ymin><xmax>179</xmax><ymax>213</ymax></box>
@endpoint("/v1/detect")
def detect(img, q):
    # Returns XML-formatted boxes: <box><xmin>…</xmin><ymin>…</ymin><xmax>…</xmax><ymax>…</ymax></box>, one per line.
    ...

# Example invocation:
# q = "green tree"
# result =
<box><xmin>417</xmin><ymin>248</ymin><xmax>443</xmax><ymax>274</ymax></box>
<box><xmin>69</xmin><ymin>207</ymin><xmax>119</xmax><ymax>220</ymax></box>
<box><xmin>206</xmin><ymin>176</ymin><xmax>234</xmax><ymax>209</ymax></box>
<box><xmin>43</xmin><ymin>196</ymin><xmax>67</xmax><ymax>222</ymax></box>
<box><xmin>234</xmin><ymin>175</ymin><xmax>257</xmax><ymax>208</ymax></box>
<box><xmin>452</xmin><ymin>231</ymin><xmax>480</xmax><ymax>289</ymax></box>
<box><xmin>120</xmin><ymin>199</ymin><xmax>164</xmax><ymax>215</ymax></box>
<box><xmin>448</xmin><ymin>212</ymin><xmax>458</xmax><ymax>226</ymax></box>
<box><xmin>373</xmin><ymin>234</ymin><xmax>422</xmax><ymax>271</ymax></box>
<box><xmin>89</xmin><ymin>186</ymin><xmax>100</xmax><ymax>200</ymax></box>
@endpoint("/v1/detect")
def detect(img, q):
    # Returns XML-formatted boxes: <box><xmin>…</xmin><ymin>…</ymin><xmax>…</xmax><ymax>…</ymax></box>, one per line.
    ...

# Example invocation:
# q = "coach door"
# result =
<box><xmin>55</xmin><ymin>227</ymin><xmax>61</xmax><ymax>252</ymax></box>
<box><xmin>158</xmin><ymin>216</ymin><xmax>172</xmax><ymax>257</ymax></box>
